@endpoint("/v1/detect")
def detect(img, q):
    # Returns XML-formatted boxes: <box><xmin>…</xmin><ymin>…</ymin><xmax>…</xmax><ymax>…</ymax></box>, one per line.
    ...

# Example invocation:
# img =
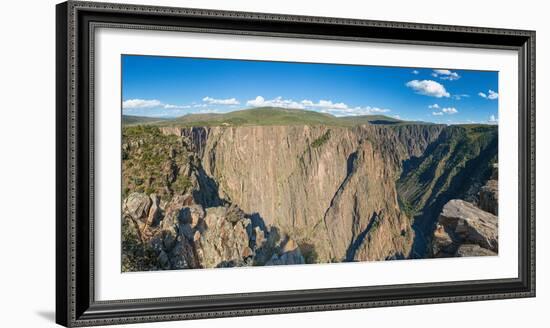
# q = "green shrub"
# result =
<box><xmin>121</xmin><ymin>219</ymin><xmax>159</xmax><ymax>272</ymax></box>
<box><xmin>311</xmin><ymin>130</ymin><xmax>331</xmax><ymax>148</ymax></box>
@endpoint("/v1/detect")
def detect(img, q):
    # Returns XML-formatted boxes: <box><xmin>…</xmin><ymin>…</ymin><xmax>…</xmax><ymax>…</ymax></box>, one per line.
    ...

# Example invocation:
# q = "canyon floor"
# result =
<box><xmin>121</xmin><ymin>107</ymin><xmax>498</xmax><ymax>272</ymax></box>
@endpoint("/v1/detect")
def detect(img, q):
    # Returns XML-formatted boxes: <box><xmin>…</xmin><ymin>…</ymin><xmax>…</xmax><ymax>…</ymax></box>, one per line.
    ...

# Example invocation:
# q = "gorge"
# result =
<box><xmin>121</xmin><ymin>108</ymin><xmax>498</xmax><ymax>271</ymax></box>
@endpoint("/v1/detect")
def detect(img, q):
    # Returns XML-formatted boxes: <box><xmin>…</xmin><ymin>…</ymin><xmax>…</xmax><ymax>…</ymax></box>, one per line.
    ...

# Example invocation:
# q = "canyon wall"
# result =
<box><xmin>160</xmin><ymin>124</ymin><xmax>447</xmax><ymax>263</ymax></box>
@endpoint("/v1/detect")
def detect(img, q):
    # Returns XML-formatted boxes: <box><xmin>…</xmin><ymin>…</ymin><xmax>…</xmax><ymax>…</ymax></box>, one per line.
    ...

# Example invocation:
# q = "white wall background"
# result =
<box><xmin>0</xmin><ymin>0</ymin><xmax>545</xmax><ymax>327</ymax></box>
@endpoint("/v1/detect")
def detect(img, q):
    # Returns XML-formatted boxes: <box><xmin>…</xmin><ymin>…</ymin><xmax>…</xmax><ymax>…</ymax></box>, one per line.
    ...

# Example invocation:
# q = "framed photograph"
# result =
<box><xmin>56</xmin><ymin>1</ymin><xmax>535</xmax><ymax>326</ymax></box>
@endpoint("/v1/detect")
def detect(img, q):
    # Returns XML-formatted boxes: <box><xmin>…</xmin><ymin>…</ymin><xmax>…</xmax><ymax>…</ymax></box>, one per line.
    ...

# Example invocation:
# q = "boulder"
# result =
<box><xmin>479</xmin><ymin>179</ymin><xmax>498</xmax><ymax>215</ymax></box>
<box><xmin>438</xmin><ymin>199</ymin><xmax>498</xmax><ymax>252</ymax></box>
<box><xmin>123</xmin><ymin>192</ymin><xmax>152</xmax><ymax>221</ymax></box>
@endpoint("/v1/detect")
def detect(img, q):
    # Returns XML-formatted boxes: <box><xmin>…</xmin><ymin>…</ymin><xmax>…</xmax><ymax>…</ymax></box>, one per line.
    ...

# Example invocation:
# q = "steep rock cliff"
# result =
<box><xmin>161</xmin><ymin>124</ymin><xmax>446</xmax><ymax>262</ymax></box>
<box><xmin>121</xmin><ymin>121</ymin><xmax>497</xmax><ymax>271</ymax></box>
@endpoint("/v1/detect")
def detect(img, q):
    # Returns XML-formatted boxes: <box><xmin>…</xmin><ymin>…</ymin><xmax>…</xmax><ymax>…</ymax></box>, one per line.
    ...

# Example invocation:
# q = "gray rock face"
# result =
<box><xmin>146</xmin><ymin>194</ymin><xmax>161</xmax><ymax>227</ymax></box>
<box><xmin>124</xmin><ymin>192</ymin><xmax>152</xmax><ymax>221</ymax></box>
<box><xmin>195</xmin><ymin>206</ymin><xmax>253</xmax><ymax>268</ymax></box>
<box><xmin>123</xmin><ymin>123</ymin><xmax>497</xmax><ymax>271</ymax></box>
<box><xmin>178</xmin><ymin>205</ymin><xmax>205</xmax><ymax>228</ymax></box>
<box><xmin>433</xmin><ymin>199</ymin><xmax>498</xmax><ymax>257</ymax></box>
<box><xmin>122</xmin><ymin>188</ymin><xmax>309</xmax><ymax>271</ymax></box>
<box><xmin>163</xmin><ymin>124</ymin><xmax>445</xmax><ymax>263</ymax></box>
<box><xmin>479</xmin><ymin>180</ymin><xmax>498</xmax><ymax>215</ymax></box>
<box><xmin>439</xmin><ymin>199</ymin><xmax>498</xmax><ymax>252</ymax></box>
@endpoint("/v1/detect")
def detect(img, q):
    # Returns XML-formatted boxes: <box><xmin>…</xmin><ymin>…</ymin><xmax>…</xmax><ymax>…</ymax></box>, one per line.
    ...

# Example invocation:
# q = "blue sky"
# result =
<box><xmin>122</xmin><ymin>55</ymin><xmax>499</xmax><ymax>124</ymax></box>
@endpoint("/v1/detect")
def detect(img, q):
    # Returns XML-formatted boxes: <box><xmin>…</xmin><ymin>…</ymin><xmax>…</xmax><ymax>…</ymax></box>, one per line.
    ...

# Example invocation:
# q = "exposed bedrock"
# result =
<box><xmin>161</xmin><ymin>124</ymin><xmax>448</xmax><ymax>263</ymax></box>
<box><xmin>432</xmin><ymin>199</ymin><xmax>498</xmax><ymax>257</ymax></box>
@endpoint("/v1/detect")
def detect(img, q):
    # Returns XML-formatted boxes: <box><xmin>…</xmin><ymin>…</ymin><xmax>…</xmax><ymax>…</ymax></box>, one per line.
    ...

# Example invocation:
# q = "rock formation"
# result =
<box><xmin>121</xmin><ymin>119</ymin><xmax>498</xmax><ymax>271</ymax></box>
<box><xmin>479</xmin><ymin>164</ymin><xmax>498</xmax><ymax>215</ymax></box>
<box><xmin>432</xmin><ymin>200</ymin><xmax>498</xmax><ymax>257</ymax></box>
<box><xmin>159</xmin><ymin>124</ymin><xmax>448</xmax><ymax>263</ymax></box>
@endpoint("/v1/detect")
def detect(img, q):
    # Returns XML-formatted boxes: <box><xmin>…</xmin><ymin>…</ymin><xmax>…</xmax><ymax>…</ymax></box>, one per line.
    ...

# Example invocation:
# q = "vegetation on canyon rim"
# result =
<box><xmin>121</xmin><ymin>107</ymin><xmax>498</xmax><ymax>272</ymax></box>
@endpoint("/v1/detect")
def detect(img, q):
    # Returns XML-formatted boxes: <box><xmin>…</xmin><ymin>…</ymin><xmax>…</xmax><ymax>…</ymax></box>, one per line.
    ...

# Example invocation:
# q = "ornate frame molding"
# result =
<box><xmin>56</xmin><ymin>1</ymin><xmax>535</xmax><ymax>326</ymax></box>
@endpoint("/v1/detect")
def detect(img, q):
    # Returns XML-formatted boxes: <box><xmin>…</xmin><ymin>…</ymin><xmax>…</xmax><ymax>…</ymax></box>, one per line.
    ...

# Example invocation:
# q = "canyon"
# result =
<box><xmin>121</xmin><ymin>108</ymin><xmax>498</xmax><ymax>271</ymax></box>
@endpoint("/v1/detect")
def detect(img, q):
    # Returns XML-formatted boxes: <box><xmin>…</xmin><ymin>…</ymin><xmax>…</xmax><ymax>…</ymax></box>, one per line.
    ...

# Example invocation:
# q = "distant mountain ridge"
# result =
<box><xmin>122</xmin><ymin>115</ymin><xmax>168</xmax><ymax>126</ymax></box>
<box><xmin>123</xmin><ymin>107</ymin><xmax>416</xmax><ymax>127</ymax></box>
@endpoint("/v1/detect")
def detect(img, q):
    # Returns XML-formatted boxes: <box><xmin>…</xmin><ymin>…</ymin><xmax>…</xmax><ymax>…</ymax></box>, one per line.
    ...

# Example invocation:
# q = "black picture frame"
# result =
<box><xmin>56</xmin><ymin>1</ymin><xmax>536</xmax><ymax>326</ymax></box>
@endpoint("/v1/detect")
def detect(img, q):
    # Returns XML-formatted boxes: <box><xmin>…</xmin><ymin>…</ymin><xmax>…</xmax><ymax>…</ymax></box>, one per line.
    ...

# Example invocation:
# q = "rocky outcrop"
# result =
<box><xmin>122</xmin><ymin>190</ymin><xmax>305</xmax><ymax>271</ymax></box>
<box><xmin>479</xmin><ymin>180</ymin><xmax>498</xmax><ymax>215</ymax></box>
<box><xmin>124</xmin><ymin>192</ymin><xmax>152</xmax><ymax>222</ymax></box>
<box><xmin>194</xmin><ymin>206</ymin><xmax>253</xmax><ymax>268</ymax></box>
<box><xmin>432</xmin><ymin>199</ymin><xmax>498</xmax><ymax>257</ymax></box>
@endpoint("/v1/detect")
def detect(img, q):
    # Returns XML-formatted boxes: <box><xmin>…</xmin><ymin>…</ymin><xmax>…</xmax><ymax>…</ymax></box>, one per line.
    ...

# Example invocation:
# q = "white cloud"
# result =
<box><xmin>488</xmin><ymin>114</ymin><xmax>498</xmax><ymax>124</ymax></box>
<box><xmin>123</xmin><ymin>98</ymin><xmax>195</xmax><ymax>110</ymax></box>
<box><xmin>300</xmin><ymin>99</ymin><xmax>314</xmax><ymax>106</ymax></box>
<box><xmin>246</xmin><ymin>96</ymin><xmax>390</xmax><ymax>117</ymax></box>
<box><xmin>412</xmin><ymin>70</ymin><xmax>419</xmax><ymax>75</ymax></box>
<box><xmin>432</xmin><ymin>69</ymin><xmax>461</xmax><ymax>81</ymax></box>
<box><xmin>488</xmin><ymin>90</ymin><xmax>499</xmax><ymax>99</ymax></box>
<box><xmin>428</xmin><ymin>104</ymin><xmax>440</xmax><ymax>109</ymax></box>
<box><xmin>163</xmin><ymin>104</ymin><xmax>191</xmax><ymax>109</ymax></box>
<box><xmin>442</xmin><ymin>107</ymin><xmax>458</xmax><ymax>114</ymax></box>
<box><xmin>246</xmin><ymin>96</ymin><xmax>305</xmax><ymax>109</ymax></box>
<box><xmin>122</xmin><ymin>99</ymin><xmax>163</xmax><ymax>109</ymax></box>
<box><xmin>202</xmin><ymin>96</ymin><xmax>240</xmax><ymax>105</ymax></box>
<box><xmin>321</xmin><ymin>106</ymin><xmax>390</xmax><ymax>117</ymax></box>
<box><xmin>406</xmin><ymin>80</ymin><xmax>450</xmax><ymax>98</ymax></box>
<box><xmin>453</xmin><ymin>94</ymin><xmax>470</xmax><ymax>100</ymax></box>
<box><xmin>479</xmin><ymin>90</ymin><xmax>499</xmax><ymax>100</ymax></box>
<box><xmin>432</xmin><ymin>107</ymin><xmax>458</xmax><ymax>116</ymax></box>
<box><xmin>316</xmin><ymin>100</ymin><xmax>348</xmax><ymax>110</ymax></box>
